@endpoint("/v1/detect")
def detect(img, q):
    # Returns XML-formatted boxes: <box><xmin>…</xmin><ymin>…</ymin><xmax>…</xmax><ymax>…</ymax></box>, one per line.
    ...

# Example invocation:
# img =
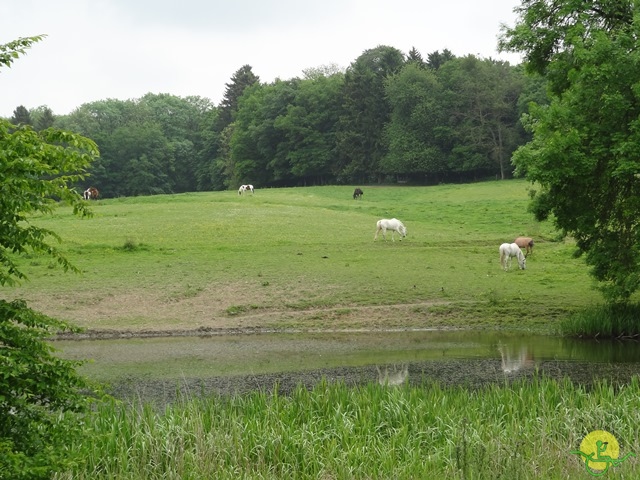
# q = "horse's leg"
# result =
<box><xmin>374</xmin><ymin>227</ymin><xmax>380</xmax><ymax>241</ymax></box>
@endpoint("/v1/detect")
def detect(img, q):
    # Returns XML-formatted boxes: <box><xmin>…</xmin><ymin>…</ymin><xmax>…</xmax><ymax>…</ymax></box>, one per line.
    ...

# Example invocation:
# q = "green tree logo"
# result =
<box><xmin>571</xmin><ymin>430</ymin><xmax>635</xmax><ymax>476</ymax></box>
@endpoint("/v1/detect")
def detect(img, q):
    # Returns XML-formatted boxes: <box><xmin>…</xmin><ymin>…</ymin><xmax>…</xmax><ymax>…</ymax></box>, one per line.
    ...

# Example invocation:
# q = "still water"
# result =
<box><xmin>54</xmin><ymin>330</ymin><xmax>640</xmax><ymax>402</ymax></box>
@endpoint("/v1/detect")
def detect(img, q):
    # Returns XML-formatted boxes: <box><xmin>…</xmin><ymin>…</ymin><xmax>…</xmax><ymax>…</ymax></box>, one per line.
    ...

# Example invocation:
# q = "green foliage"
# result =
<box><xmin>16</xmin><ymin>46</ymin><xmax>536</xmax><ymax>192</ymax></box>
<box><xmin>502</xmin><ymin>0</ymin><xmax>640</xmax><ymax>302</ymax></box>
<box><xmin>336</xmin><ymin>45</ymin><xmax>405</xmax><ymax>183</ymax></box>
<box><xmin>1</xmin><ymin>35</ymin><xmax>102</xmax><ymax>479</ymax></box>
<box><xmin>0</xmin><ymin>300</ymin><xmax>95</xmax><ymax>480</ymax></box>
<box><xmin>0</xmin><ymin>121</ymin><xmax>97</xmax><ymax>286</ymax></box>
<box><xmin>0</xmin><ymin>35</ymin><xmax>46</xmax><ymax>69</ymax></box>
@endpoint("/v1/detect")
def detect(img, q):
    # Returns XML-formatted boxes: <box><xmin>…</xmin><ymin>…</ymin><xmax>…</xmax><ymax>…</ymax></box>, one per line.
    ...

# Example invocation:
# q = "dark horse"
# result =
<box><xmin>353</xmin><ymin>188</ymin><xmax>364</xmax><ymax>200</ymax></box>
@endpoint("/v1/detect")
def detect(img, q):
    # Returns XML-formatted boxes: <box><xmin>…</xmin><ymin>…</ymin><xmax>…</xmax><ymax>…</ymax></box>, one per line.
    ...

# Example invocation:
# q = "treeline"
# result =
<box><xmin>8</xmin><ymin>45</ymin><xmax>547</xmax><ymax>198</ymax></box>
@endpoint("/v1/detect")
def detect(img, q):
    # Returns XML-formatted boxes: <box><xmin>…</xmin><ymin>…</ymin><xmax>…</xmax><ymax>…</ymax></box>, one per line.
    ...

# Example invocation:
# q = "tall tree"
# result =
<box><xmin>427</xmin><ymin>49</ymin><xmax>455</xmax><ymax>70</ymax></box>
<box><xmin>200</xmin><ymin>65</ymin><xmax>260</xmax><ymax>190</ymax></box>
<box><xmin>33</xmin><ymin>105</ymin><xmax>55</xmax><ymax>131</ymax></box>
<box><xmin>335</xmin><ymin>45</ymin><xmax>405</xmax><ymax>183</ymax></box>
<box><xmin>383</xmin><ymin>63</ymin><xmax>448</xmax><ymax>180</ymax></box>
<box><xmin>216</xmin><ymin>64</ymin><xmax>260</xmax><ymax>131</ymax></box>
<box><xmin>274</xmin><ymin>73</ymin><xmax>344</xmax><ymax>185</ymax></box>
<box><xmin>406</xmin><ymin>47</ymin><xmax>426</xmax><ymax>68</ymax></box>
<box><xmin>10</xmin><ymin>105</ymin><xmax>32</xmax><ymax>126</ymax></box>
<box><xmin>500</xmin><ymin>0</ymin><xmax>640</xmax><ymax>301</ymax></box>
<box><xmin>438</xmin><ymin>56</ymin><xmax>524</xmax><ymax>179</ymax></box>
<box><xmin>230</xmin><ymin>80</ymin><xmax>297</xmax><ymax>187</ymax></box>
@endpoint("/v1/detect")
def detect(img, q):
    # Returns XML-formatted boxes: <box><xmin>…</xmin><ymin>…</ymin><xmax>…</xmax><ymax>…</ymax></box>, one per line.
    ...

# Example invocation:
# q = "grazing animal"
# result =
<box><xmin>374</xmin><ymin>218</ymin><xmax>407</xmax><ymax>241</ymax></box>
<box><xmin>238</xmin><ymin>184</ymin><xmax>254</xmax><ymax>195</ymax></box>
<box><xmin>376</xmin><ymin>364</ymin><xmax>409</xmax><ymax>386</ymax></box>
<box><xmin>499</xmin><ymin>242</ymin><xmax>526</xmax><ymax>271</ymax></box>
<box><xmin>353</xmin><ymin>187</ymin><xmax>364</xmax><ymax>199</ymax></box>
<box><xmin>514</xmin><ymin>236</ymin><xmax>535</xmax><ymax>256</ymax></box>
<box><xmin>83</xmin><ymin>187</ymin><xmax>99</xmax><ymax>200</ymax></box>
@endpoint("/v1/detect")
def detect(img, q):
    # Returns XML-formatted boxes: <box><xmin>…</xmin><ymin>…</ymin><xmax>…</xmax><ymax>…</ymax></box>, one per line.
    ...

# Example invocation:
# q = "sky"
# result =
<box><xmin>0</xmin><ymin>0</ymin><xmax>524</xmax><ymax>118</ymax></box>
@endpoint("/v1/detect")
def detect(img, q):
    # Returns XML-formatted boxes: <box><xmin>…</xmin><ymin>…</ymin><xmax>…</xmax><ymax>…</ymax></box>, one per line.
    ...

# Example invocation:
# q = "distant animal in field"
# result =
<box><xmin>83</xmin><ymin>187</ymin><xmax>99</xmax><ymax>200</ymax></box>
<box><xmin>374</xmin><ymin>218</ymin><xmax>407</xmax><ymax>241</ymax></box>
<box><xmin>353</xmin><ymin>187</ymin><xmax>364</xmax><ymax>199</ymax></box>
<box><xmin>499</xmin><ymin>242</ymin><xmax>526</xmax><ymax>271</ymax></box>
<box><xmin>376</xmin><ymin>364</ymin><xmax>409</xmax><ymax>386</ymax></box>
<box><xmin>514</xmin><ymin>237</ymin><xmax>534</xmax><ymax>256</ymax></box>
<box><xmin>238</xmin><ymin>184</ymin><xmax>254</xmax><ymax>195</ymax></box>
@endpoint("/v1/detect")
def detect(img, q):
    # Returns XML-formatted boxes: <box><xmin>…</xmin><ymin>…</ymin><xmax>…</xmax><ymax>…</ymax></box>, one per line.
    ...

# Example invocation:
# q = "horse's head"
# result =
<box><xmin>518</xmin><ymin>256</ymin><xmax>526</xmax><ymax>270</ymax></box>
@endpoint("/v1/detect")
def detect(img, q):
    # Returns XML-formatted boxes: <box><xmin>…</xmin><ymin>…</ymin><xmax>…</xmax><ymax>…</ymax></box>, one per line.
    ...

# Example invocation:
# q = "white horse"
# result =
<box><xmin>374</xmin><ymin>218</ymin><xmax>407</xmax><ymax>241</ymax></box>
<box><xmin>238</xmin><ymin>184</ymin><xmax>254</xmax><ymax>195</ymax></box>
<box><xmin>499</xmin><ymin>242</ymin><xmax>526</xmax><ymax>271</ymax></box>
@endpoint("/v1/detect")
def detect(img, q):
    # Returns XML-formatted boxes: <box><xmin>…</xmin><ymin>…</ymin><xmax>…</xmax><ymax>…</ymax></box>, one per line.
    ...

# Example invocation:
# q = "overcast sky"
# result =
<box><xmin>1</xmin><ymin>0</ymin><xmax>523</xmax><ymax>118</ymax></box>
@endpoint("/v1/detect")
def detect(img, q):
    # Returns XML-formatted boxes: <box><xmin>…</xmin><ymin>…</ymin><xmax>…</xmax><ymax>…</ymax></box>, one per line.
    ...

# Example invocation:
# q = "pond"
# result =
<box><xmin>54</xmin><ymin>330</ymin><xmax>640</xmax><ymax>404</ymax></box>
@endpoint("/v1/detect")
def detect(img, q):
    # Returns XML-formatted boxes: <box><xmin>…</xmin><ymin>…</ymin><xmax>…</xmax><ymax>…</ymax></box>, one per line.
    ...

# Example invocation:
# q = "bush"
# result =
<box><xmin>0</xmin><ymin>299</ymin><xmax>98</xmax><ymax>480</ymax></box>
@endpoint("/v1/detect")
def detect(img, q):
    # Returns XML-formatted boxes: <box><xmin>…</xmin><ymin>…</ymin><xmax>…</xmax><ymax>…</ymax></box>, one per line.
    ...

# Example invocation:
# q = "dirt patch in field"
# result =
<box><xmin>52</xmin><ymin>300</ymin><xmax>456</xmax><ymax>340</ymax></box>
<box><xmin>31</xmin><ymin>279</ymin><xmax>458</xmax><ymax>339</ymax></box>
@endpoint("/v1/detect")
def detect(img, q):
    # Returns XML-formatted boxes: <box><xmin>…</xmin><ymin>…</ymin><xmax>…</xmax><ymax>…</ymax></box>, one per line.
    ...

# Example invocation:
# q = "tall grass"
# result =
<box><xmin>56</xmin><ymin>376</ymin><xmax>640</xmax><ymax>479</ymax></box>
<box><xmin>560</xmin><ymin>303</ymin><xmax>640</xmax><ymax>338</ymax></box>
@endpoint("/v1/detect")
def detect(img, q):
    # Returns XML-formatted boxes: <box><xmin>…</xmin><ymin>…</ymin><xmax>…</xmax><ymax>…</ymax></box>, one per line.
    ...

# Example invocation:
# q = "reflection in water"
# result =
<box><xmin>499</xmin><ymin>344</ymin><xmax>534</xmax><ymax>374</ymax></box>
<box><xmin>376</xmin><ymin>364</ymin><xmax>409</xmax><ymax>386</ymax></box>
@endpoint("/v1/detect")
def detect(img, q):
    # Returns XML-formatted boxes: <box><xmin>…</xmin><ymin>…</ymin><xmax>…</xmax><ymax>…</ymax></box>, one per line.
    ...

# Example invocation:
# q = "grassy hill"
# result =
<box><xmin>4</xmin><ymin>180</ymin><xmax>598</xmax><ymax>335</ymax></box>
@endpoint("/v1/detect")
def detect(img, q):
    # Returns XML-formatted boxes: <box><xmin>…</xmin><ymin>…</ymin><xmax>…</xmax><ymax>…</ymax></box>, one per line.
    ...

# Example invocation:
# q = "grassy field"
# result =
<box><xmin>4</xmin><ymin>180</ymin><xmax>602</xmax><ymax>335</ymax></box>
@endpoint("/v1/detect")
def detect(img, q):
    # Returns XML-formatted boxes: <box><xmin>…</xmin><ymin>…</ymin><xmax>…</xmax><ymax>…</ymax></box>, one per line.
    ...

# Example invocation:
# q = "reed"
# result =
<box><xmin>55</xmin><ymin>376</ymin><xmax>640</xmax><ymax>479</ymax></box>
<box><xmin>560</xmin><ymin>303</ymin><xmax>640</xmax><ymax>338</ymax></box>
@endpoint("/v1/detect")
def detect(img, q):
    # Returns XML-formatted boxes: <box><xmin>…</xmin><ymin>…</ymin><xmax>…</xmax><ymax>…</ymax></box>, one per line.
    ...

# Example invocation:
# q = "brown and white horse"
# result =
<box><xmin>83</xmin><ymin>187</ymin><xmax>99</xmax><ymax>200</ymax></box>
<box><xmin>238</xmin><ymin>184</ymin><xmax>254</xmax><ymax>195</ymax></box>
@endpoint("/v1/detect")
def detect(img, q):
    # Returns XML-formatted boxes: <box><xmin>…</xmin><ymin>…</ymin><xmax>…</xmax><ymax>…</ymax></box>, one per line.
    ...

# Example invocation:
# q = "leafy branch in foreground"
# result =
<box><xmin>1</xmin><ymin>34</ymin><xmax>102</xmax><ymax>480</ymax></box>
<box><xmin>0</xmin><ymin>121</ymin><xmax>98</xmax><ymax>286</ymax></box>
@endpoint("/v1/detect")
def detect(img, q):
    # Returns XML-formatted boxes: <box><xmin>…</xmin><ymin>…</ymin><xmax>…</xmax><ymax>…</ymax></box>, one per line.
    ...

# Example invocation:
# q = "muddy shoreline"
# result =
<box><xmin>106</xmin><ymin>359</ymin><xmax>640</xmax><ymax>407</ymax></box>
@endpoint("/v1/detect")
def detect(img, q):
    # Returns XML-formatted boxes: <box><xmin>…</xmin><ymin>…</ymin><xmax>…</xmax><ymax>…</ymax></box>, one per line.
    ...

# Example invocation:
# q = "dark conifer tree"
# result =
<box><xmin>10</xmin><ymin>105</ymin><xmax>32</xmax><ymax>126</ymax></box>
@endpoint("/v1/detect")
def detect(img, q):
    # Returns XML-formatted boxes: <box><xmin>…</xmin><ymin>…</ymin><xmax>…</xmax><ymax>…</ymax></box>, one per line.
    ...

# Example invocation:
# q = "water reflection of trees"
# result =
<box><xmin>561</xmin><ymin>338</ymin><xmax>640</xmax><ymax>363</ymax></box>
<box><xmin>376</xmin><ymin>364</ymin><xmax>409</xmax><ymax>386</ymax></box>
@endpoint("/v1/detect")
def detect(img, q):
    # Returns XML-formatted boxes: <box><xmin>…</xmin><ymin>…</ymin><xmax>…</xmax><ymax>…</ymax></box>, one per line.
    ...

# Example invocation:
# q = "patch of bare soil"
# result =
<box><xmin>52</xmin><ymin>300</ymin><xmax>454</xmax><ymax>340</ymax></box>
<box><xmin>35</xmin><ymin>281</ymin><xmax>456</xmax><ymax>339</ymax></box>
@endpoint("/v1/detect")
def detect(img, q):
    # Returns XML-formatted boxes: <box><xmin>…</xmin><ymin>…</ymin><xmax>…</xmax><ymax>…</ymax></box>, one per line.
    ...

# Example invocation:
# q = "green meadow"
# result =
<box><xmin>6</xmin><ymin>179</ymin><xmax>600</xmax><ymax>335</ymax></box>
<box><xmin>6</xmin><ymin>180</ymin><xmax>640</xmax><ymax>479</ymax></box>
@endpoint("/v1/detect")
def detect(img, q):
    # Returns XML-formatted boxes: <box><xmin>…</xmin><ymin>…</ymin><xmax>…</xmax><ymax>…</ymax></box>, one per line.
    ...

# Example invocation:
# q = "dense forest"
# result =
<box><xmin>6</xmin><ymin>45</ymin><xmax>547</xmax><ymax>198</ymax></box>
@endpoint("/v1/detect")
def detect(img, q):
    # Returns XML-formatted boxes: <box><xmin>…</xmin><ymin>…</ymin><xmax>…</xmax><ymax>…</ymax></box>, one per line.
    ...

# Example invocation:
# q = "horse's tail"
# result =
<box><xmin>499</xmin><ymin>246</ymin><xmax>507</xmax><ymax>269</ymax></box>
